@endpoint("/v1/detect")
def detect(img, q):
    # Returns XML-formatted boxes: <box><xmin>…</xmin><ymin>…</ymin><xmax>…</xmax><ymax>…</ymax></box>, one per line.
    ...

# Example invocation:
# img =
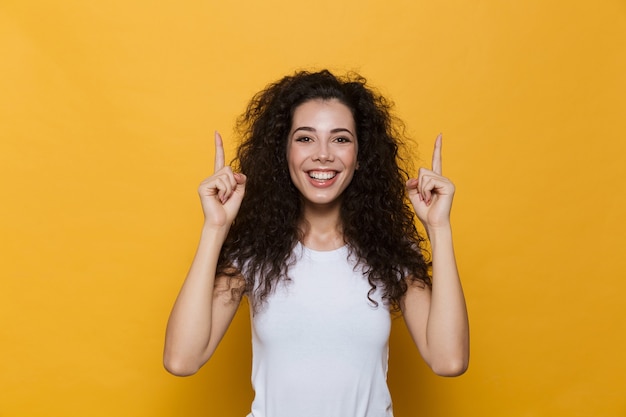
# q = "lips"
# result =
<box><xmin>308</xmin><ymin>170</ymin><xmax>337</xmax><ymax>180</ymax></box>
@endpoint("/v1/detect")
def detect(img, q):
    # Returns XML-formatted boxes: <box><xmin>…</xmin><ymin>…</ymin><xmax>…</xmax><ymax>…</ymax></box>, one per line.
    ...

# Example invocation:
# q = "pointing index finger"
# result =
<box><xmin>432</xmin><ymin>133</ymin><xmax>443</xmax><ymax>175</ymax></box>
<box><xmin>214</xmin><ymin>131</ymin><xmax>225</xmax><ymax>172</ymax></box>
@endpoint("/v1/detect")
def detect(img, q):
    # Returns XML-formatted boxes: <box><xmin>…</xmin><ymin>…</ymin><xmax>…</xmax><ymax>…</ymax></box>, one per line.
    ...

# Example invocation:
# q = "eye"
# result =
<box><xmin>334</xmin><ymin>136</ymin><xmax>351</xmax><ymax>143</ymax></box>
<box><xmin>295</xmin><ymin>136</ymin><xmax>312</xmax><ymax>143</ymax></box>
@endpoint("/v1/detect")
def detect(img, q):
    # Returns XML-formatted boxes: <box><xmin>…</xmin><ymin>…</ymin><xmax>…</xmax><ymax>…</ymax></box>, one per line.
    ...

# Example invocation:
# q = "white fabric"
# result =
<box><xmin>246</xmin><ymin>243</ymin><xmax>393</xmax><ymax>417</ymax></box>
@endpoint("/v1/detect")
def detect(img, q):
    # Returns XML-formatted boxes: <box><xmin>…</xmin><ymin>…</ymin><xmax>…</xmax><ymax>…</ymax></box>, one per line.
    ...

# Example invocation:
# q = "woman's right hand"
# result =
<box><xmin>198</xmin><ymin>132</ymin><xmax>246</xmax><ymax>229</ymax></box>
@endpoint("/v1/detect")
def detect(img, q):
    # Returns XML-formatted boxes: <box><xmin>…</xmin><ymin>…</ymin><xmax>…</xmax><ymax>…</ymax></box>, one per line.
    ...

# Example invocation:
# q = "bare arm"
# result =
<box><xmin>402</xmin><ymin>134</ymin><xmax>469</xmax><ymax>376</ymax></box>
<box><xmin>163</xmin><ymin>132</ymin><xmax>247</xmax><ymax>376</ymax></box>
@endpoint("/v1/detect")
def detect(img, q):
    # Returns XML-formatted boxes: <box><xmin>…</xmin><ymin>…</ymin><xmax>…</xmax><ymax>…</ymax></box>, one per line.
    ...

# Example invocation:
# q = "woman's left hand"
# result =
<box><xmin>406</xmin><ymin>134</ymin><xmax>455</xmax><ymax>231</ymax></box>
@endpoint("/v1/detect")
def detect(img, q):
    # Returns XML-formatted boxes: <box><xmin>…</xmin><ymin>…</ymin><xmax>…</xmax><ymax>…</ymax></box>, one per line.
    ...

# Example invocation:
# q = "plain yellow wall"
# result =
<box><xmin>1</xmin><ymin>1</ymin><xmax>625</xmax><ymax>416</ymax></box>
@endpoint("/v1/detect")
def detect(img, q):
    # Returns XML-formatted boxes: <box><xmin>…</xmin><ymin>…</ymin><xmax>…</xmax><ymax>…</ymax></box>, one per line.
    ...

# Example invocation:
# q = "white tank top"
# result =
<box><xmin>247</xmin><ymin>243</ymin><xmax>393</xmax><ymax>417</ymax></box>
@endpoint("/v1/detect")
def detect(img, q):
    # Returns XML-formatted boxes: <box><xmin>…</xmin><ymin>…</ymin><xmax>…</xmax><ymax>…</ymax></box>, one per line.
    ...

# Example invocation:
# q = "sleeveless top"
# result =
<box><xmin>246</xmin><ymin>243</ymin><xmax>393</xmax><ymax>417</ymax></box>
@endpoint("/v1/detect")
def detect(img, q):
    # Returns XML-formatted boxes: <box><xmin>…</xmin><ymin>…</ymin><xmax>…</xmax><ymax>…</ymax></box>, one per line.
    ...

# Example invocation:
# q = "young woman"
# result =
<box><xmin>164</xmin><ymin>70</ymin><xmax>469</xmax><ymax>417</ymax></box>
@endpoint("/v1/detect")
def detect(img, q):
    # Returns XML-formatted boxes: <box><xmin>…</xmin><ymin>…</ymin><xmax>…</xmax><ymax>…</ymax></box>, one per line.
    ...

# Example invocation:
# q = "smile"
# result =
<box><xmin>308</xmin><ymin>171</ymin><xmax>337</xmax><ymax>180</ymax></box>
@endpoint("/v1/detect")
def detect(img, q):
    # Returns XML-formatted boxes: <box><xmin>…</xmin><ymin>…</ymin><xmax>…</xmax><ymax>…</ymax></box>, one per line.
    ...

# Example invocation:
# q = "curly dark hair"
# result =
<box><xmin>217</xmin><ymin>69</ymin><xmax>431</xmax><ymax>311</ymax></box>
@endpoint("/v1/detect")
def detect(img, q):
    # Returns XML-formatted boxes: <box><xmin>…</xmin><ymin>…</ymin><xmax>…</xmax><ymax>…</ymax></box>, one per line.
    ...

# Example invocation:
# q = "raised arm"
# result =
<box><xmin>402</xmin><ymin>134</ymin><xmax>469</xmax><ymax>376</ymax></box>
<box><xmin>163</xmin><ymin>132</ymin><xmax>247</xmax><ymax>376</ymax></box>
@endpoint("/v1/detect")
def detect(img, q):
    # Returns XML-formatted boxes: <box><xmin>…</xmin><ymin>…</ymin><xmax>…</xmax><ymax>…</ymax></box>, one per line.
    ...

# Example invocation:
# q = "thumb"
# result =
<box><xmin>233</xmin><ymin>173</ymin><xmax>247</xmax><ymax>195</ymax></box>
<box><xmin>234</xmin><ymin>173</ymin><xmax>247</xmax><ymax>186</ymax></box>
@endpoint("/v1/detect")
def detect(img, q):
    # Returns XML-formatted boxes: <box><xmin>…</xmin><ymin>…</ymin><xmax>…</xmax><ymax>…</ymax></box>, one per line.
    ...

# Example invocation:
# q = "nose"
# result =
<box><xmin>313</xmin><ymin>140</ymin><xmax>334</xmax><ymax>162</ymax></box>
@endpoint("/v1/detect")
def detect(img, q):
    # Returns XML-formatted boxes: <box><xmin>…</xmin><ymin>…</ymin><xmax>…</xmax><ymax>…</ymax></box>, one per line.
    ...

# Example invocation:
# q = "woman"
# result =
<box><xmin>164</xmin><ymin>70</ymin><xmax>469</xmax><ymax>417</ymax></box>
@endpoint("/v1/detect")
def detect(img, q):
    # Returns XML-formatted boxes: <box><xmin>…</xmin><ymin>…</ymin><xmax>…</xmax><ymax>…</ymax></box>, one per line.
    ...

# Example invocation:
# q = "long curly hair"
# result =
<box><xmin>217</xmin><ymin>69</ymin><xmax>431</xmax><ymax>311</ymax></box>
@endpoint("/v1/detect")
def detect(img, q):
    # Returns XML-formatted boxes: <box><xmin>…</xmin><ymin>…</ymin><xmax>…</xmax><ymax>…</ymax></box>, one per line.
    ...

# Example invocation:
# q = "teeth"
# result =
<box><xmin>309</xmin><ymin>171</ymin><xmax>336</xmax><ymax>180</ymax></box>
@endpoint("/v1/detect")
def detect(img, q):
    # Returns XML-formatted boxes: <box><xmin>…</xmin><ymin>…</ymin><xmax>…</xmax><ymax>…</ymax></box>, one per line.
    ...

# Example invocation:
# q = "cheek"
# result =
<box><xmin>344</xmin><ymin>147</ymin><xmax>359</xmax><ymax>169</ymax></box>
<box><xmin>286</xmin><ymin>149</ymin><xmax>302</xmax><ymax>180</ymax></box>
<box><xmin>287</xmin><ymin>148</ymin><xmax>300</xmax><ymax>170</ymax></box>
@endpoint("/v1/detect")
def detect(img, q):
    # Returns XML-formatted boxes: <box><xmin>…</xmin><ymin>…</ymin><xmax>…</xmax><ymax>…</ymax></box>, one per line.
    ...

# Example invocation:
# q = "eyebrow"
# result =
<box><xmin>292</xmin><ymin>126</ymin><xmax>356</xmax><ymax>136</ymax></box>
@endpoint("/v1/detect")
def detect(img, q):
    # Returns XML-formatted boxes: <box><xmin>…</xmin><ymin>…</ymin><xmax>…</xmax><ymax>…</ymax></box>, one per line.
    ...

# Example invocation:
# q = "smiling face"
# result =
<box><xmin>287</xmin><ymin>98</ymin><xmax>358</xmax><ymax>211</ymax></box>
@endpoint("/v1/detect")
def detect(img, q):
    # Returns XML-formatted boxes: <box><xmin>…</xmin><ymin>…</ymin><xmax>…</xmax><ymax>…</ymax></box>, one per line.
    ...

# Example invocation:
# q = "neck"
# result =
<box><xmin>299</xmin><ymin>201</ymin><xmax>345</xmax><ymax>251</ymax></box>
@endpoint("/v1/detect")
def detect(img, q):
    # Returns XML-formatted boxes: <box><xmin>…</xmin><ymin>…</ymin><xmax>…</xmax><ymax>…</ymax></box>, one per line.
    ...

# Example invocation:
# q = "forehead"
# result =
<box><xmin>291</xmin><ymin>99</ymin><xmax>355</xmax><ymax>127</ymax></box>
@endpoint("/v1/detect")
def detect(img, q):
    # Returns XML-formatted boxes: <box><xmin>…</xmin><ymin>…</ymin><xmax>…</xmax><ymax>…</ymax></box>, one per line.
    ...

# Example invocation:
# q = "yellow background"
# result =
<box><xmin>2</xmin><ymin>1</ymin><xmax>625</xmax><ymax>416</ymax></box>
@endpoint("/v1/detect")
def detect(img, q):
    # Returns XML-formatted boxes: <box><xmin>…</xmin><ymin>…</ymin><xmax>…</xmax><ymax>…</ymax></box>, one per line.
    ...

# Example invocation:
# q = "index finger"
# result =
<box><xmin>214</xmin><ymin>131</ymin><xmax>225</xmax><ymax>171</ymax></box>
<box><xmin>432</xmin><ymin>133</ymin><xmax>443</xmax><ymax>175</ymax></box>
